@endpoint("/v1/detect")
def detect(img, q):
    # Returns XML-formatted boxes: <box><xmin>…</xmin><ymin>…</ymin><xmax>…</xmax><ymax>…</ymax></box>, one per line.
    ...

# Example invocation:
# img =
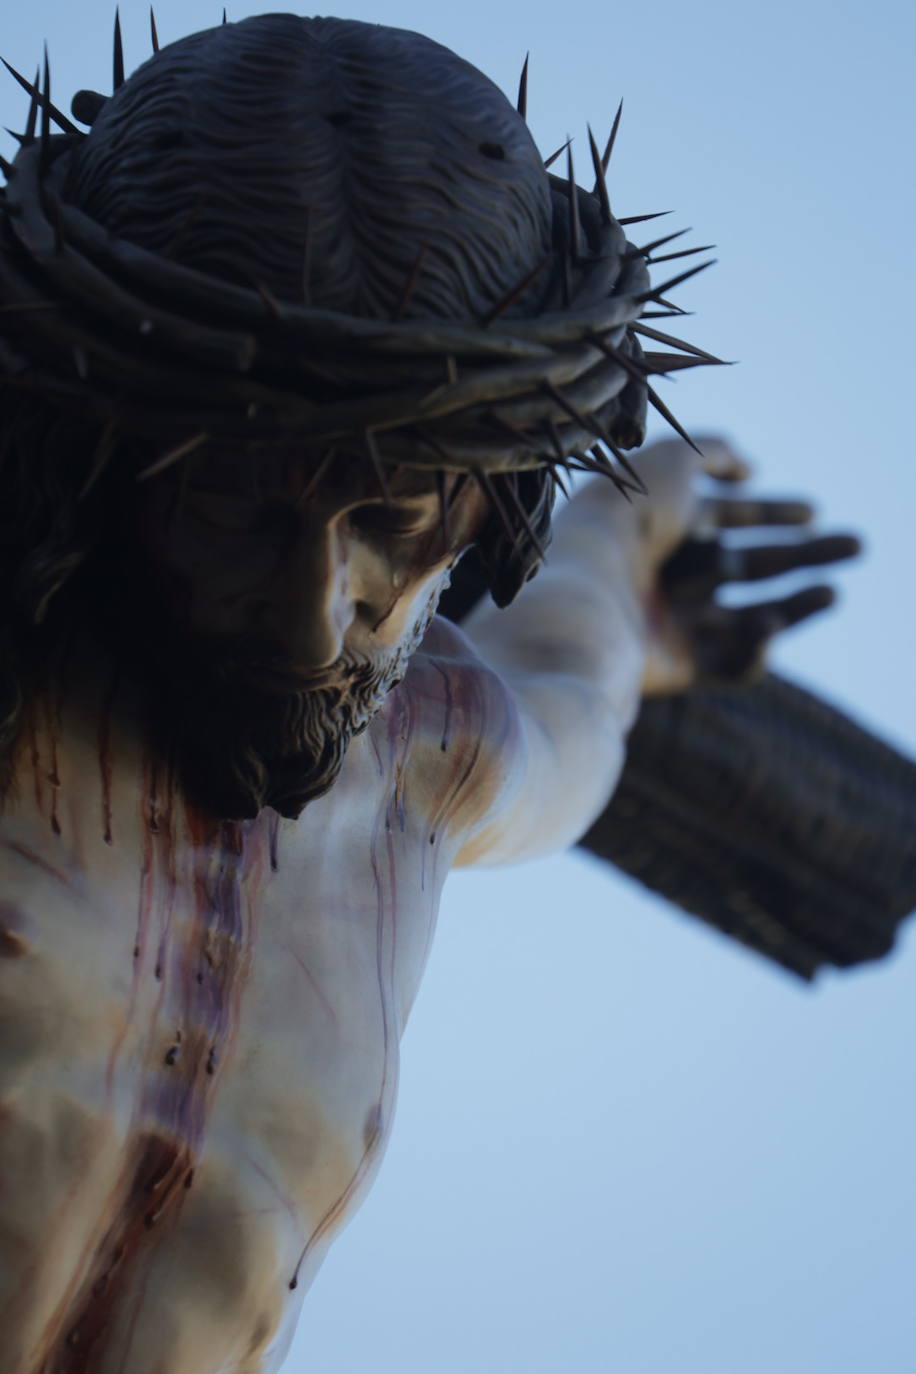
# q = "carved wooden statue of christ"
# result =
<box><xmin>0</xmin><ymin>14</ymin><xmax>874</xmax><ymax>1371</ymax></box>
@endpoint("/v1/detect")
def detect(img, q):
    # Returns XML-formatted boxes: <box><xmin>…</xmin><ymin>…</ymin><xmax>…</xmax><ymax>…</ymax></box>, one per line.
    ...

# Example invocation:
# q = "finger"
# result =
<box><xmin>691</xmin><ymin>437</ymin><xmax>752</xmax><ymax>483</ymax></box>
<box><xmin>719</xmin><ymin>533</ymin><xmax>861</xmax><ymax>583</ymax></box>
<box><xmin>694</xmin><ymin>586</ymin><xmax>836</xmax><ymax>680</ymax></box>
<box><xmin>696</xmin><ymin>496</ymin><xmax>815</xmax><ymax>529</ymax></box>
<box><xmin>733</xmin><ymin>584</ymin><xmax>837</xmax><ymax>633</ymax></box>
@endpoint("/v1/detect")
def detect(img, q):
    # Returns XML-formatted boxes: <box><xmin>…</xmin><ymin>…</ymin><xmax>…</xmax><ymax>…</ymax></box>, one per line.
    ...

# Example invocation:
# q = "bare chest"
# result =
<box><xmin>0</xmin><ymin>709</ymin><xmax>461</xmax><ymax>1372</ymax></box>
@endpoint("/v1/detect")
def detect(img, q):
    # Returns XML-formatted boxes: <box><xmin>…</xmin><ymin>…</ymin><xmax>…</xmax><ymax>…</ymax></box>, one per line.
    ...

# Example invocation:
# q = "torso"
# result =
<box><xmin>0</xmin><ymin>619</ymin><xmax>508</xmax><ymax>1373</ymax></box>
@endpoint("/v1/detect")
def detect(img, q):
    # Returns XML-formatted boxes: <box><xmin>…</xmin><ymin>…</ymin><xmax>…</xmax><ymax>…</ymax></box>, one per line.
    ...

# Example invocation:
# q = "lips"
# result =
<box><xmin>239</xmin><ymin>661</ymin><xmax>346</xmax><ymax>694</ymax></box>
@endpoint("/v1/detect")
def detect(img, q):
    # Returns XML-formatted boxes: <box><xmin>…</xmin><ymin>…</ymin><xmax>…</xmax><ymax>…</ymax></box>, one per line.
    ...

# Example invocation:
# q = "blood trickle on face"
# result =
<box><xmin>125</xmin><ymin>448</ymin><xmax>486</xmax><ymax>820</ymax></box>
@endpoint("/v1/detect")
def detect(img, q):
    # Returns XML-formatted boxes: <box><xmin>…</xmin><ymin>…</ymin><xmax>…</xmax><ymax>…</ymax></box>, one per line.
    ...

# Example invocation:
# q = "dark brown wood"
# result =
<box><xmin>581</xmin><ymin>676</ymin><xmax>916</xmax><ymax>978</ymax></box>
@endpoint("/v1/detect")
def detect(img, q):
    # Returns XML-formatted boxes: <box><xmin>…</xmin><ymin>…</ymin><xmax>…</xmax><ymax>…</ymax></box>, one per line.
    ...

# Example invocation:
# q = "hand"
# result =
<box><xmin>629</xmin><ymin>436</ymin><xmax>861</xmax><ymax>694</ymax></box>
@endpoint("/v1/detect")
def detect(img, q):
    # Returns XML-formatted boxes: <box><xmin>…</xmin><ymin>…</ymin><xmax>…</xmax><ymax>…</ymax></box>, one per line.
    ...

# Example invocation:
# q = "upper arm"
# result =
<box><xmin>404</xmin><ymin>618</ymin><xmax>632</xmax><ymax>869</ymax></box>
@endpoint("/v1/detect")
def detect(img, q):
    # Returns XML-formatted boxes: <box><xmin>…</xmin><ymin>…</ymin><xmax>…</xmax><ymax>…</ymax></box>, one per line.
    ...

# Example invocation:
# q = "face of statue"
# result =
<box><xmin>121</xmin><ymin>447</ymin><xmax>487</xmax><ymax>820</ymax></box>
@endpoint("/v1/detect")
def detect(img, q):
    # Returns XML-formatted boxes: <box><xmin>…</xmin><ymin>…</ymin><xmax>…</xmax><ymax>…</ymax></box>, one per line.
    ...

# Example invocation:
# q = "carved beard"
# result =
<box><xmin>80</xmin><ymin>495</ymin><xmax>448</xmax><ymax>822</ymax></box>
<box><xmin>153</xmin><ymin>594</ymin><xmax>439</xmax><ymax>822</ymax></box>
<box><xmin>169</xmin><ymin>650</ymin><xmax>396</xmax><ymax>821</ymax></box>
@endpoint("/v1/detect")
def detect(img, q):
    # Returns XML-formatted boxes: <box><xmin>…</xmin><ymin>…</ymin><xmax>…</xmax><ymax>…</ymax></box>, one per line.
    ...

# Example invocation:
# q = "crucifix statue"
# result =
<box><xmin>0</xmin><ymin>14</ymin><xmax>910</xmax><ymax>1372</ymax></box>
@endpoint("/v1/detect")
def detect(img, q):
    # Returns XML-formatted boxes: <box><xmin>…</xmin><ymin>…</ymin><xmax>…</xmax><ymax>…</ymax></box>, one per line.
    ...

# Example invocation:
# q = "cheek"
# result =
<box><xmin>366</xmin><ymin>555</ymin><xmax>453</xmax><ymax>645</ymax></box>
<box><xmin>136</xmin><ymin>502</ymin><xmax>278</xmax><ymax>623</ymax></box>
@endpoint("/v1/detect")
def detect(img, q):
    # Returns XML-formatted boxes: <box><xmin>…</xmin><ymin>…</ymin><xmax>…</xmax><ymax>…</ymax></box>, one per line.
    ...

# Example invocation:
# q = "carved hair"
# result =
<box><xmin>67</xmin><ymin>16</ymin><xmax>555</xmax><ymax>322</ymax></box>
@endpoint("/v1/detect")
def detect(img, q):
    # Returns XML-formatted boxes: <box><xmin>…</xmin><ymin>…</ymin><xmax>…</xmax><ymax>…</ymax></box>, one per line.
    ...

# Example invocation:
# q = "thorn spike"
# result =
<box><xmin>627</xmin><ymin>228</ymin><xmax>690</xmax><ymax>261</ymax></box>
<box><xmin>632</xmin><ymin>321</ymin><xmax>724</xmax><ymax>363</ymax></box>
<box><xmin>40</xmin><ymin>48</ymin><xmax>51</xmax><ymax>167</ymax></box>
<box><xmin>296</xmin><ymin>447</ymin><xmax>336</xmax><ymax>507</ymax></box>
<box><xmin>113</xmin><ymin>9</ymin><xmax>125</xmax><ymax>91</ymax></box>
<box><xmin>543</xmin><ymin>138</ymin><xmax>571</xmax><ymax>170</ymax></box>
<box><xmin>0</xmin><ymin>153</ymin><xmax>13</xmax><ymax>180</ymax></box>
<box><xmin>602</xmin><ymin>437</ymin><xmax>648</xmax><ymax>496</ymax></box>
<box><xmin>254</xmin><ymin>281</ymin><xmax>283</xmax><ymax>318</ymax></box>
<box><xmin>543</xmin><ymin>380</ymin><xmax>599</xmax><ymax>435</ymax></box>
<box><xmin>588</xmin><ymin>333</ymin><xmax>646</xmax><ymax>385</ymax></box>
<box><xmin>586</xmin><ymin>415</ymin><xmax>648</xmax><ymax>494</ymax></box>
<box><xmin>587</xmin><ymin>125</ymin><xmax>612</xmax><ymax>224</ymax></box>
<box><xmin>488</xmin><ymin>410</ymin><xmax>539</xmax><ymax>452</ymax></box>
<box><xmin>24</xmin><ymin>66</ymin><xmax>40</xmax><ymax>146</ymax></box>
<box><xmin>364</xmin><ymin>429</ymin><xmax>392</xmax><ymax>504</ymax></box>
<box><xmin>480</xmin><ymin>256</ymin><xmax>548</xmax><ymax>327</ymax></box>
<box><xmin>566</xmin><ymin>142</ymin><xmax>583</xmax><ymax>261</ymax></box>
<box><xmin>1</xmin><ymin>57</ymin><xmax>79</xmax><ymax>135</ymax></box>
<box><xmin>646</xmin><ymin>385</ymin><xmax>702</xmax><ymax>455</ymax></box>
<box><xmin>601</xmin><ymin>99</ymin><xmax>623</xmax><ymax>172</ymax></box>
<box><xmin>617</xmin><ymin>210</ymin><xmax>672</xmax><ymax>226</ymax></box>
<box><xmin>648</xmin><ymin>244</ymin><xmax>714</xmax><ymax>266</ymax></box>
<box><xmin>78</xmin><ymin>422</ymin><xmax>118</xmax><ymax>500</ymax></box>
<box><xmin>550</xmin><ymin>464</ymin><xmax>571</xmax><ymax>500</ymax></box>
<box><xmin>150</xmin><ymin>7</ymin><xmax>160</xmax><ymax>53</ymax></box>
<box><xmin>636</xmin><ymin>259</ymin><xmax>716</xmax><ymax>305</ymax></box>
<box><xmin>502</xmin><ymin>474</ymin><xmax>547</xmax><ymax>560</ymax></box>
<box><xmin>414</xmin><ymin>427</ymin><xmax>452</xmax><ymax>467</ymax></box>
<box><xmin>473</xmin><ymin>467</ymin><xmax>520</xmax><ymax>553</ymax></box>
<box><xmin>137</xmin><ymin>432</ymin><xmax>209</xmax><ymax>482</ymax></box>
<box><xmin>587</xmin><ymin>445</ymin><xmax>638</xmax><ymax>501</ymax></box>
<box><xmin>543</xmin><ymin>418</ymin><xmax>566</xmax><ymax>464</ymax></box>
<box><xmin>642</xmin><ymin>351</ymin><xmax>723</xmax><ymax>374</ymax></box>
<box><xmin>222</xmin><ymin>7</ymin><xmax>228</xmax><ymax>23</ymax></box>
<box><xmin>516</xmin><ymin>54</ymin><xmax>529</xmax><ymax>120</ymax></box>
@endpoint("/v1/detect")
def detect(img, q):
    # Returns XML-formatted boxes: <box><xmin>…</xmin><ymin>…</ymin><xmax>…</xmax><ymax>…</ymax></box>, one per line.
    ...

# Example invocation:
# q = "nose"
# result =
<box><xmin>257</xmin><ymin>517</ymin><xmax>355</xmax><ymax>670</ymax></box>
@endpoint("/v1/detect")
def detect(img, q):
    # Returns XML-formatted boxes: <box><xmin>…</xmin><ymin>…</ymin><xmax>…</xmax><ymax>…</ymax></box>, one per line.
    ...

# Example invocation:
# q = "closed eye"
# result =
<box><xmin>348</xmin><ymin>501</ymin><xmax>436</xmax><ymax>538</ymax></box>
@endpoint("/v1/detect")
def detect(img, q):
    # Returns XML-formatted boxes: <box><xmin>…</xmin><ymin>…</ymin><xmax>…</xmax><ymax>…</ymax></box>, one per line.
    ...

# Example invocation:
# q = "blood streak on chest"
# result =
<box><xmin>45</xmin><ymin>690</ymin><xmax>62</xmax><ymax>839</ymax></box>
<box><xmin>96</xmin><ymin>663</ymin><xmax>121</xmax><ymax>848</ymax></box>
<box><xmin>43</xmin><ymin>803</ymin><xmax>269</xmax><ymax>1372</ymax></box>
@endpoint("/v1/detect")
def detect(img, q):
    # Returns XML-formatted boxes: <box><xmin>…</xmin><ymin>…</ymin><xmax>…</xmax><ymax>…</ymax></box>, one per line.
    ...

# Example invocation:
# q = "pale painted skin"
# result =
<box><xmin>0</xmin><ymin>437</ymin><xmax>847</xmax><ymax>1372</ymax></box>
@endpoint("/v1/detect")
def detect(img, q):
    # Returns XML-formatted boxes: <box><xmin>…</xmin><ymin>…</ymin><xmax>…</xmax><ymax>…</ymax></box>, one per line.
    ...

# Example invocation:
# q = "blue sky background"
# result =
<box><xmin>4</xmin><ymin>3</ymin><xmax>915</xmax><ymax>1370</ymax></box>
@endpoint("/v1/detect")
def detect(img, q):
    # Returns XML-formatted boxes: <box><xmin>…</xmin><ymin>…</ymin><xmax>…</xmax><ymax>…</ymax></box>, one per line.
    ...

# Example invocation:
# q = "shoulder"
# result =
<box><xmin>399</xmin><ymin>615</ymin><xmax>522</xmax><ymax>751</ymax></box>
<box><xmin>377</xmin><ymin>616</ymin><xmax>527</xmax><ymax>854</ymax></box>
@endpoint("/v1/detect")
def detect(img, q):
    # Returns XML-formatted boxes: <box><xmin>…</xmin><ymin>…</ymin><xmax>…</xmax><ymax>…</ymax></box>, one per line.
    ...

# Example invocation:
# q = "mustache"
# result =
<box><xmin>170</xmin><ymin>646</ymin><xmax>397</xmax><ymax>820</ymax></box>
<box><xmin>191</xmin><ymin>640</ymin><xmax>375</xmax><ymax>694</ymax></box>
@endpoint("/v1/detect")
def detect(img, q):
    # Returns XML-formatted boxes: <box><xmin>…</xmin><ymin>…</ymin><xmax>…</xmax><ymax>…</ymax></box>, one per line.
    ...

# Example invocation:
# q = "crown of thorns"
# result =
<box><xmin>0</xmin><ymin>16</ymin><xmax>722</xmax><ymax>507</ymax></box>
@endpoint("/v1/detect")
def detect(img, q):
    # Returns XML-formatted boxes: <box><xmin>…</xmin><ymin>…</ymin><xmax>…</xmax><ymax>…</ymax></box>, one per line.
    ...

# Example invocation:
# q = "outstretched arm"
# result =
<box><xmin>453</xmin><ymin>437</ymin><xmax>858</xmax><ymax>866</ymax></box>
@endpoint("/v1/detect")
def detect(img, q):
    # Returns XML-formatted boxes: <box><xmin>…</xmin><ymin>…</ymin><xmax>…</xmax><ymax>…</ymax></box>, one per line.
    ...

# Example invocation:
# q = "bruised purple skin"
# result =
<box><xmin>49</xmin><ymin>806</ymin><xmax>258</xmax><ymax>1370</ymax></box>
